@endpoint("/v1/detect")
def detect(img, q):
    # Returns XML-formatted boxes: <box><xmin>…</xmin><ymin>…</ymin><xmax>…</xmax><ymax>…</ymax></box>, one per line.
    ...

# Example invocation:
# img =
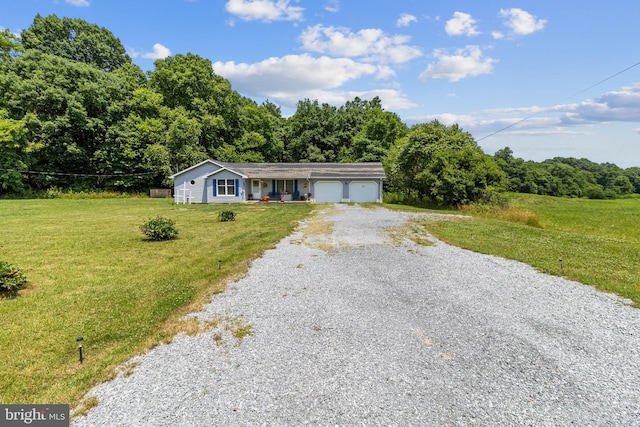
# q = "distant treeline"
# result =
<box><xmin>1</xmin><ymin>15</ymin><xmax>638</xmax><ymax>202</ymax></box>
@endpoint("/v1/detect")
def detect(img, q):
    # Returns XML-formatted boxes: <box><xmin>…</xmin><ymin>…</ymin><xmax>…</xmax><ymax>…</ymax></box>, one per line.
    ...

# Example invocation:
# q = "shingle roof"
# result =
<box><xmin>216</xmin><ymin>161</ymin><xmax>386</xmax><ymax>179</ymax></box>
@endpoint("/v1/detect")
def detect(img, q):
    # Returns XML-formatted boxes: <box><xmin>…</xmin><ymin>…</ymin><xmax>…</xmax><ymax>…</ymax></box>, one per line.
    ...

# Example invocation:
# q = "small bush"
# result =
<box><xmin>0</xmin><ymin>261</ymin><xmax>27</xmax><ymax>294</ymax></box>
<box><xmin>140</xmin><ymin>216</ymin><xmax>178</xmax><ymax>241</ymax></box>
<box><xmin>218</xmin><ymin>210</ymin><xmax>236</xmax><ymax>222</ymax></box>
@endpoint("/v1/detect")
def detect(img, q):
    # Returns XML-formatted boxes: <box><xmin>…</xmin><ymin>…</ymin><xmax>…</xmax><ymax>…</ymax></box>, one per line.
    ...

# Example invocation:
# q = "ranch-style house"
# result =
<box><xmin>169</xmin><ymin>160</ymin><xmax>386</xmax><ymax>204</ymax></box>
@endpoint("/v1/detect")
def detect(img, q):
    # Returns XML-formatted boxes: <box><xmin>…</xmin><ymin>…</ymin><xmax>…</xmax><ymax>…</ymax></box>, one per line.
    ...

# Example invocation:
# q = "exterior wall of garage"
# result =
<box><xmin>312</xmin><ymin>179</ymin><xmax>383</xmax><ymax>203</ymax></box>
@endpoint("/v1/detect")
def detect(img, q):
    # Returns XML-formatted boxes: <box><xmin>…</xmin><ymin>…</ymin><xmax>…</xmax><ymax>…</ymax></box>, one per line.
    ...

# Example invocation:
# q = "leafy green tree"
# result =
<box><xmin>0</xmin><ymin>29</ymin><xmax>23</xmax><ymax>63</ymax></box>
<box><xmin>21</xmin><ymin>14</ymin><xmax>130</xmax><ymax>71</ymax></box>
<box><xmin>389</xmin><ymin>120</ymin><xmax>504</xmax><ymax>205</ymax></box>
<box><xmin>164</xmin><ymin>107</ymin><xmax>207</xmax><ymax>170</ymax></box>
<box><xmin>624</xmin><ymin>167</ymin><xmax>640</xmax><ymax>193</ymax></box>
<box><xmin>611</xmin><ymin>174</ymin><xmax>634</xmax><ymax>195</ymax></box>
<box><xmin>111</xmin><ymin>63</ymin><xmax>147</xmax><ymax>89</ymax></box>
<box><xmin>0</xmin><ymin>51</ymin><xmax>132</xmax><ymax>190</ymax></box>
<box><xmin>285</xmin><ymin>99</ymin><xmax>338</xmax><ymax>162</ymax></box>
<box><xmin>239</xmin><ymin>101</ymin><xmax>285</xmax><ymax>161</ymax></box>
<box><xmin>346</xmin><ymin>105</ymin><xmax>407</xmax><ymax>162</ymax></box>
<box><xmin>150</xmin><ymin>53</ymin><xmax>244</xmax><ymax>152</ymax></box>
<box><xmin>0</xmin><ymin>111</ymin><xmax>29</xmax><ymax>194</ymax></box>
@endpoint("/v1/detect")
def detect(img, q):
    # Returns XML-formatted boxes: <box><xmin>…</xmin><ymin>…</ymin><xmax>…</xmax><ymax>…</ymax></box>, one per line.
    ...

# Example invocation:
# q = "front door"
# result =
<box><xmin>251</xmin><ymin>180</ymin><xmax>261</xmax><ymax>200</ymax></box>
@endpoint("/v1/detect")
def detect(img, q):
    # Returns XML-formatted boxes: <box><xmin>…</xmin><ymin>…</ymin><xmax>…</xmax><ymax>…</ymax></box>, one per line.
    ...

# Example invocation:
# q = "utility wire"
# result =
<box><xmin>0</xmin><ymin>168</ymin><xmax>159</xmax><ymax>177</ymax></box>
<box><xmin>476</xmin><ymin>59</ymin><xmax>640</xmax><ymax>142</ymax></box>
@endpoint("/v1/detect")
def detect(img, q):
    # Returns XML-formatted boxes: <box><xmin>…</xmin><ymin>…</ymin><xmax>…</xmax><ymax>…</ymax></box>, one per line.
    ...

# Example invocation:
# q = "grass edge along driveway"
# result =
<box><xmin>0</xmin><ymin>198</ymin><xmax>313</xmax><ymax>409</ymax></box>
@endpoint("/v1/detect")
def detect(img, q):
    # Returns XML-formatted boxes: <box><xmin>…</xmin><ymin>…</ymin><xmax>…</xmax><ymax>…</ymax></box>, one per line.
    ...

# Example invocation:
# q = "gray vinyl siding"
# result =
<box><xmin>207</xmin><ymin>170</ymin><xmax>245</xmax><ymax>204</ymax></box>
<box><xmin>173</xmin><ymin>163</ymin><xmax>220</xmax><ymax>203</ymax></box>
<box><xmin>171</xmin><ymin>160</ymin><xmax>385</xmax><ymax>204</ymax></box>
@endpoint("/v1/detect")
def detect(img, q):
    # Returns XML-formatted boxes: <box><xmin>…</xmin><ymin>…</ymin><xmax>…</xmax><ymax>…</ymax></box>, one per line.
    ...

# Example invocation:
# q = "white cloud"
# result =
<box><xmin>65</xmin><ymin>0</ymin><xmax>90</xmax><ymax>6</ymax></box>
<box><xmin>409</xmin><ymin>83</ymin><xmax>640</xmax><ymax>139</ymax></box>
<box><xmin>499</xmin><ymin>8</ymin><xmax>546</xmax><ymax>36</ymax></box>
<box><xmin>225</xmin><ymin>0</ymin><xmax>304</xmax><ymax>22</ymax></box>
<box><xmin>214</xmin><ymin>54</ymin><xmax>379</xmax><ymax>93</ymax></box>
<box><xmin>419</xmin><ymin>45</ymin><xmax>496</xmax><ymax>82</ymax></box>
<box><xmin>299</xmin><ymin>24</ymin><xmax>422</xmax><ymax>64</ymax></box>
<box><xmin>564</xmin><ymin>83</ymin><xmax>640</xmax><ymax>123</ymax></box>
<box><xmin>445</xmin><ymin>12</ymin><xmax>480</xmax><ymax>36</ymax></box>
<box><xmin>324</xmin><ymin>0</ymin><xmax>339</xmax><ymax>13</ymax></box>
<box><xmin>141</xmin><ymin>43</ymin><xmax>171</xmax><ymax>60</ymax></box>
<box><xmin>492</xmin><ymin>31</ymin><xmax>504</xmax><ymax>40</ymax></box>
<box><xmin>396</xmin><ymin>13</ymin><xmax>417</xmax><ymax>28</ymax></box>
<box><xmin>213</xmin><ymin>54</ymin><xmax>415</xmax><ymax>111</ymax></box>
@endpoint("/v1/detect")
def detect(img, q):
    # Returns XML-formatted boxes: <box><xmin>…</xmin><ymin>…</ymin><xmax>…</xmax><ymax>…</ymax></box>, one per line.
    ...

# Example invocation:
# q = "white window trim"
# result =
<box><xmin>217</xmin><ymin>179</ymin><xmax>235</xmax><ymax>196</ymax></box>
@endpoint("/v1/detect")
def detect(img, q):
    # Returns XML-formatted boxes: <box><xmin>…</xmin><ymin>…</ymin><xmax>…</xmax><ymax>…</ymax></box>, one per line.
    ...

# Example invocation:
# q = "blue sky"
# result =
<box><xmin>3</xmin><ymin>0</ymin><xmax>640</xmax><ymax>167</ymax></box>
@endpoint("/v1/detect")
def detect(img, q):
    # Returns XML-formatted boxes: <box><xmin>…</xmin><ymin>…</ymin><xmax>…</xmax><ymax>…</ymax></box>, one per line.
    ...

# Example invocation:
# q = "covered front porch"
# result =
<box><xmin>246</xmin><ymin>178</ymin><xmax>311</xmax><ymax>201</ymax></box>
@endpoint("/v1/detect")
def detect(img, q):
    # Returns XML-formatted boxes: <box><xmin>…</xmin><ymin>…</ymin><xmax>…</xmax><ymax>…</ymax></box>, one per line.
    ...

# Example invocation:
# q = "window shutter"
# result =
<box><xmin>235</xmin><ymin>179</ymin><xmax>239</xmax><ymax>196</ymax></box>
<box><xmin>213</xmin><ymin>179</ymin><xmax>217</xmax><ymax>197</ymax></box>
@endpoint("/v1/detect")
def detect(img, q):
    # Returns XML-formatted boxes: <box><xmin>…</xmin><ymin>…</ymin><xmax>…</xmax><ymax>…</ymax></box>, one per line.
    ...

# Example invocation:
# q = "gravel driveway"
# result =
<box><xmin>73</xmin><ymin>204</ymin><xmax>640</xmax><ymax>426</ymax></box>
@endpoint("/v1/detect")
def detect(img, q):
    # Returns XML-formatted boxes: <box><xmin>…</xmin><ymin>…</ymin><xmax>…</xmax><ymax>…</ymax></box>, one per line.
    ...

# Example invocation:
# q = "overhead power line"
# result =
<box><xmin>476</xmin><ymin>59</ymin><xmax>640</xmax><ymax>142</ymax></box>
<box><xmin>0</xmin><ymin>168</ymin><xmax>158</xmax><ymax>177</ymax></box>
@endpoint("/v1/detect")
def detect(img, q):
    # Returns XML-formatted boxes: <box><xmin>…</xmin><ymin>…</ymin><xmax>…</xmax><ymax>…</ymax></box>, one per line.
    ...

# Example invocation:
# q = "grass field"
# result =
<box><xmin>398</xmin><ymin>194</ymin><xmax>640</xmax><ymax>307</ymax></box>
<box><xmin>0</xmin><ymin>199</ymin><xmax>312</xmax><ymax>407</ymax></box>
<box><xmin>2</xmin><ymin>194</ymin><xmax>638</xmax><ymax>409</ymax></box>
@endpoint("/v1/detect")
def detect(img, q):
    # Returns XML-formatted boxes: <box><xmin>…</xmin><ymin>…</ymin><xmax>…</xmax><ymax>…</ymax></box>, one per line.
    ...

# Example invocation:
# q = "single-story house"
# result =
<box><xmin>169</xmin><ymin>160</ymin><xmax>386</xmax><ymax>204</ymax></box>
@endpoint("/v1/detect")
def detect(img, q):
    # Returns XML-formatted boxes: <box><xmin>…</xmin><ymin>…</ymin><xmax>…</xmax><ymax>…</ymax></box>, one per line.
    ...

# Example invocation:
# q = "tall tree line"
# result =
<box><xmin>1</xmin><ymin>15</ymin><xmax>639</xmax><ymax>204</ymax></box>
<box><xmin>0</xmin><ymin>15</ymin><xmax>405</xmax><ymax>194</ymax></box>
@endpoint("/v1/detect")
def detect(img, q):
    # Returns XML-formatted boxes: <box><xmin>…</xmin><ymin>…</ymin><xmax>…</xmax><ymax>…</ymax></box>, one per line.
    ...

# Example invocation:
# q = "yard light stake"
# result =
<box><xmin>559</xmin><ymin>259</ymin><xmax>563</xmax><ymax>271</ymax></box>
<box><xmin>76</xmin><ymin>336</ymin><xmax>84</xmax><ymax>364</ymax></box>
<box><xmin>218</xmin><ymin>260</ymin><xmax>221</xmax><ymax>270</ymax></box>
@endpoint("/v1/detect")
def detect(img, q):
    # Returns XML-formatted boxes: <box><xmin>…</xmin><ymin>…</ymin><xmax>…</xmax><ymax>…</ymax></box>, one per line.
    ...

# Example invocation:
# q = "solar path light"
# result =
<box><xmin>76</xmin><ymin>336</ymin><xmax>84</xmax><ymax>364</ymax></box>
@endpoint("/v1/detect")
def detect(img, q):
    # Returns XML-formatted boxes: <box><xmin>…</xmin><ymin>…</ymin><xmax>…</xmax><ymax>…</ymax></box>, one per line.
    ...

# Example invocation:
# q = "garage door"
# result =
<box><xmin>315</xmin><ymin>181</ymin><xmax>343</xmax><ymax>202</ymax></box>
<box><xmin>349</xmin><ymin>181</ymin><xmax>379</xmax><ymax>203</ymax></box>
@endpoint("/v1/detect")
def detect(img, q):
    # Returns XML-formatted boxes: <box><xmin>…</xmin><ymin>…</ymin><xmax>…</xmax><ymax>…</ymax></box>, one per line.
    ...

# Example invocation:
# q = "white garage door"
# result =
<box><xmin>349</xmin><ymin>181</ymin><xmax>379</xmax><ymax>203</ymax></box>
<box><xmin>315</xmin><ymin>181</ymin><xmax>343</xmax><ymax>202</ymax></box>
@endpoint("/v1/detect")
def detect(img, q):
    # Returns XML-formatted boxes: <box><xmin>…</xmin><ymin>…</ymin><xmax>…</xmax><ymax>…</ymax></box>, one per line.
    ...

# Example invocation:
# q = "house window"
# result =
<box><xmin>276</xmin><ymin>179</ymin><xmax>294</xmax><ymax>194</ymax></box>
<box><xmin>217</xmin><ymin>179</ymin><xmax>235</xmax><ymax>196</ymax></box>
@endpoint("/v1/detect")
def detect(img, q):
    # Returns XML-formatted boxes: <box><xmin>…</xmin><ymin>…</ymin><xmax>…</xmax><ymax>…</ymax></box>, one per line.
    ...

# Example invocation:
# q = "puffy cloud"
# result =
<box><xmin>492</xmin><ymin>31</ymin><xmax>504</xmax><ymax>40</ymax></box>
<box><xmin>214</xmin><ymin>54</ymin><xmax>379</xmax><ymax>93</ymax></box>
<box><xmin>445</xmin><ymin>12</ymin><xmax>480</xmax><ymax>36</ymax></box>
<box><xmin>140</xmin><ymin>43</ymin><xmax>171</xmax><ymax>60</ymax></box>
<box><xmin>299</xmin><ymin>24</ymin><xmax>422</xmax><ymax>64</ymax></box>
<box><xmin>499</xmin><ymin>8</ymin><xmax>546</xmax><ymax>36</ymax></box>
<box><xmin>564</xmin><ymin>83</ymin><xmax>640</xmax><ymax>123</ymax></box>
<box><xmin>396</xmin><ymin>13</ymin><xmax>418</xmax><ymax>28</ymax></box>
<box><xmin>419</xmin><ymin>45</ymin><xmax>496</xmax><ymax>82</ymax></box>
<box><xmin>224</xmin><ymin>0</ymin><xmax>304</xmax><ymax>22</ymax></box>
<box><xmin>212</xmin><ymin>54</ymin><xmax>415</xmax><ymax>110</ymax></box>
<box><xmin>65</xmin><ymin>0</ymin><xmax>90</xmax><ymax>6</ymax></box>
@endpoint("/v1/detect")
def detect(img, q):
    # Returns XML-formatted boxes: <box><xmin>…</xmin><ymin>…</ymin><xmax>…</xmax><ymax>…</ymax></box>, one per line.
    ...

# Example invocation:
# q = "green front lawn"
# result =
<box><xmin>0</xmin><ymin>199</ymin><xmax>312</xmax><ymax>406</ymax></box>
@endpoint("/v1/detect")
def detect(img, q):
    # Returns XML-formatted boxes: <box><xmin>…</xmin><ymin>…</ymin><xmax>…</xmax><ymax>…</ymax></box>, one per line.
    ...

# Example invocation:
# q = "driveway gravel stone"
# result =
<box><xmin>72</xmin><ymin>204</ymin><xmax>640</xmax><ymax>426</ymax></box>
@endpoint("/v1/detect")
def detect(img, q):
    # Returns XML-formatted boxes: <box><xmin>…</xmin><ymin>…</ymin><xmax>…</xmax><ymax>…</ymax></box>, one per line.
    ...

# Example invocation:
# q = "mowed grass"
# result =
<box><xmin>0</xmin><ymin>199</ymin><xmax>312</xmax><ymax>406</ymax></box>
<box><xmin>407</xmin><ymin>194</ymin><xmax>640</xmax><ymax>307</ymax></box>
